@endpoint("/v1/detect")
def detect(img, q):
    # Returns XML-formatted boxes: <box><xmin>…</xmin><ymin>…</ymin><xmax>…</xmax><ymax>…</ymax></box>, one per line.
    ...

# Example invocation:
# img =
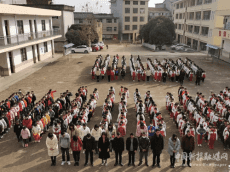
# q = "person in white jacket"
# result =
<box><xmin>80</xmin><ymin>123</ymin><xmax>90</xmax><ymax>140</ymax></box>
<box><xmin>46</xmin><ymin>133</ymin><xmax>59</xmax><ymax>166</ymax></box>
<box><xmin>91</xmin><ymin>124</ymin><xmax>102</xmax><ymax>154</ymax></box>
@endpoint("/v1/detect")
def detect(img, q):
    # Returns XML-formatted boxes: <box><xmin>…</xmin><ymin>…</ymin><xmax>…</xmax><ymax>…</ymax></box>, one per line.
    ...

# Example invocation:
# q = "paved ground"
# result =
<box><xmin>0</xmin><ymin>44</ymin><xmax>230</xmax><ymax>172</ymax></box>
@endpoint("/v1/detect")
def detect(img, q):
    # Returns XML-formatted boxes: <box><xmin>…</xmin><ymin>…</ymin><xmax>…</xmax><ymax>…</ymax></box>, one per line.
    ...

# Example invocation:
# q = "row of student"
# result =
<box><xmin>46</xmin><ymin>129</ymin><xmax>196</xmax><ymax>168</ymax></box>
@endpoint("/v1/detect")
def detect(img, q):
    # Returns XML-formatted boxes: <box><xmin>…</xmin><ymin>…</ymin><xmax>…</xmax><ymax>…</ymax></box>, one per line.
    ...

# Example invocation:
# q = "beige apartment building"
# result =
<box><xmin>111</xmin><ymin>0</ymin><xmax>149</xmax><ymax>42</ymax></box>
<box><xmin>173</xmin><ymin>0</ymin><xmax>230</xmax><ymax>53</ymax></box>
<box><xmin>148</xmin><ymin>7</ymin><xmax>172</xmax><ymax>21</ymax></box>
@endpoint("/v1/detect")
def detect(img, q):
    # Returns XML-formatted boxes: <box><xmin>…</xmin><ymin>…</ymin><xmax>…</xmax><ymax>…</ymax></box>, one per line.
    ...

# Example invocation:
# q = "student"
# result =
<box><xmin>70</xmin><ymin>135</ymin><xmax>83</xmax><ymax>166</ymax></box>
<box><xmin>21</xmin><ymin>126</ymin><xmax>31</xmax><ymax>147</ymax></box>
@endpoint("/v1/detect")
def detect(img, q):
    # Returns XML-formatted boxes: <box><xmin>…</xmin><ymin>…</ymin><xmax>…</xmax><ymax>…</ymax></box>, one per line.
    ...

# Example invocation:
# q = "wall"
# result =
<box><xmin>0</xmin><ymin>52</ymin><xmax>10</xmax><ymax>76</ymax></box>
<box><xmin>111</xmin><ymin>0</ymin><xmax>123</xmax><ymax>40</ymax></box>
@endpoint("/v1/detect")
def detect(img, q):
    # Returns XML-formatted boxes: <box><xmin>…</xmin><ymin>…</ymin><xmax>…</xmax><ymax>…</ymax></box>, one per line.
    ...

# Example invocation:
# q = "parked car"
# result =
<box><xmin>171</xmin><ymin>44</ymin><xmax>190</xmax><ymax>50</ymax></box>
<box><xmin>92</xmin><ymin>44</ymin><xmax>101</xmax><ymax>50</ymax></box>
<box><xmin>71</xmin><ymin>45</ymin><xmax>90</xmax><ymax>53</ymax></box>
<box><xmin>91</xmin><ymin>45</ymin><xmax>99</xmax><ymax>52</ymax></box>
<box><xmin>98</xmin><ymin>41</ymin><xmax>104</xmax><ymax>46</ymax></box>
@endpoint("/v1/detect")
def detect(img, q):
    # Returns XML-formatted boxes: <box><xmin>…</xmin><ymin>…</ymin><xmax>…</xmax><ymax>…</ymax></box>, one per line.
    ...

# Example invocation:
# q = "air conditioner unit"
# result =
<box><xmin>43</xmin><ymin>34</ymin><xmax>46</xmax><ymax>37</ymax></box>
<box><xmin>28</xmin><ymin>36</ymin><xmax>33</xmax><ymax>40</ymax></box>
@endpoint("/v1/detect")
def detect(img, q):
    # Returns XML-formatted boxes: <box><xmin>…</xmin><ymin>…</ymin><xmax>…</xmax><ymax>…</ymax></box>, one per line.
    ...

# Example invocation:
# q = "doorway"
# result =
<box><xmin>34</xmin><ymin>20</ymin><xmax>37</xmax><ymax>38</ymax></box>
<box><xmin>8</xmin><ymin>52</ymin><xmax>15</xmax><ymax>73</ymax></box>
<box><xmin>29</xmin><ymin>20</ymin><xmax>33</xmax><ymax>39</ymax></box>
<box><xmin>32</xmin><ymin>45</ymin><xmax>36</xmax><ymax>63</ymax></box>
<box><xmin>36</xmin><ymin>44</ymin><xmax>40</xmax><ymax>61</ymax></box>
<box><xmin>4</xmin><ymin>20</ymin><xmax>10</xmax><ymax>44</ymax></box>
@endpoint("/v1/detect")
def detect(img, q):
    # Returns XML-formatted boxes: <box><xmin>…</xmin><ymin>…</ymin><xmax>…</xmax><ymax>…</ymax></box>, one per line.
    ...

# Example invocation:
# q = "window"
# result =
<box><xmin>125</xmin><ymin>1</ymin><xmax>130</xmax><ymax>4</ymax></box>
<box><xmin>176</xmin><ymin>4</ymin><xmax>179</xmax><ymax>9</ymax></box>
<box><xmin>140</xmin><ymin>8</ymin><xmax>145</xmax><ymax>14</ymax></box>
<box><xmin>197</xmin><ymin>0</ymin><xmax>203</xmax><ymax>5</ymax></box>
<box><xmin>106</xmin><ymin>27</ymin><xmax>112</xmax><ymax>31</ymax></box>
<box><xmin>179</xmin><ymin>14</ymin><xmax>182</xmax><ymax>19</ymax></box>
<box><xmin>200</xmin><ymin>42</ymin><xmax>207</xmax><ymax>51</ymax></box>
<box><xmin>140</xmin><ymin>25</ymin><xmax>143</xmax><ymax>29</ymax></box>
<box><xmin>52</xmin><ymin>16</ymin><xmax>58</xmax><ymax>19</ymax></box>
<box><xmin>204</xmin><ymin>0</ymin><xmax>212</xmax><ymax>4</ymax></box>
<box><xmin>114</xmin><ymin>27</ymin><xmax>117</xmax><ymax>31</ymax></box>
<box><xmin>203</xmin><ymin>11</ymin><xmax>211</xmax><ymax>20</ymax></box>
<box><xmin>180</xmin><ymin>3</ymin><xmax>183</xmax><ymax>8</ymax></box>
<box><xmin>17</xmin><ymin>20</ymin><xmax>24</xmax><ymax>34</ymax></box>
<box><xmin>133</xmin><ymin>8</ymin><xmax>138</xmax><ymax>13</ymax></box>
<box><xmin>176</xmin><ymin>14</ymin><xmax>178</xmax><ymax>19</ymax></box>
<box><xmin>189</xmin><ymin>12</ymin><xmax>194</xmax><ymax>20</ymax></box>
<box><xmin>53</xmin><ymin>26</ymin><xmax>59</xmax><ymax>30</ymax></box>
<box><xmin>125</xmin><ymin>8</ymin><xmax>130</xmax><ymax>13</ymax></box>
<box><xmin>201</xmin><ymin>27</ymin><xmax>209</xmax><ymax>36</ymax></box>
<box><xmin>132</xmin><ymin>25</ymin><xmax>137</xmax><ymax>30</ymax></box>
<box><xmin>140</xmin><ymin>1</ymin><xmax>145</xmax><ymax>5</ymax></box>
<box><xmin>133</xmin><ymin>1</ymin><xmax>138</xmax><ymax>5</ymax></box>
<box><xmin>179</xmin><ymin>24</ymin><xmax>182</xmax><ymax>29</ymax></box>
<box><xmin>133</xmin><ymin>17</ymin><xmax>138</xmax><ymax>22</ymax></box>
<box><xmin>125</xmin><ymin>25</ymin><xmax>130</xmax><ymax>30</ymax></box>
<box><xmin>140</xmin><ymin>17</ymin><xmax>144</xmax><ymax>22</ymax></box>
<box><xmin>188</xmin><ymin>25</ymin><xmax>193</xmax><ymax>33</ymax></box>
<box><xmin>20</xmin><ymin>48</ymin><xmax>27</xmax><ymax>62</ymax></box>
<box><xmin>41</xmin><ymin>20</ymin><xmax>46</xmax><ymax>31</ymax></box>
<box><xmin>44</xmin><ymin>42</ymin><xmax>48</xmax><ymax>52</ymax></box>
<box><xmin>194</xmin><ymin>26</ymin><xmax>200</xmax><ymax>34</ymax></box>
<box><xmin>175</xmin><ymin>24</ymin><xmax>177</xmax><ymax>29</ymax></box>
<box><xmin>106</xmin><ymin>19</ymin><xmax>112</xmax><ymax>23</ymax></box>
<box><xmin>79</xmin><ymin>19</ymin><xmax>83</xmax><ymax>23</ymax></box>
<box><xmin>125</xmin><ymin>17</ymin><xmax>130</xmax><ymax>22</ymax></box>
<box><xmin>191</xmin><ymin>0</ymin><xmax>195</xmax><ymax>6</ymax></box>
<box><xmin>196</xmin><ymin>12</ymin><xmax>201</xmax><ymax>20</ymax></box>
<box><xmin>114</xmin><ymin>19</ymin><xmax>117</xmax><ymax>23</ymax></box>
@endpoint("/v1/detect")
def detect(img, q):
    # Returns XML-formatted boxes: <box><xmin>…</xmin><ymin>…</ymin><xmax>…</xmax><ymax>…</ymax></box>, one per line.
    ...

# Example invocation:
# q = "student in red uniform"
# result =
<box><xmin>132</xmin><ymin>70</ymin><xmax>136</xmax><ymax>82</ymax></box>
<box><xmin>142</xmin><ymin>70</ymin><xmax>146</xmax><ymax>81</ymax></box>
<box><xmin>189</xmin><ymin>71</ymin><xmax>193</xmax><ymax>82</ymax></box>
<box><xmin>111</xmin><ymin>68</ymin><xmax>115</xmax><ymax>81</ymax></box>
<box><xmin>22</xmin><ymin>115</ymin><xmax>32</xmax><ymax>142</ymax></box>
<box><xmin>157</xmin><ymin>70</ymin><xmax>162</xmax><ymax>82</ymax></box>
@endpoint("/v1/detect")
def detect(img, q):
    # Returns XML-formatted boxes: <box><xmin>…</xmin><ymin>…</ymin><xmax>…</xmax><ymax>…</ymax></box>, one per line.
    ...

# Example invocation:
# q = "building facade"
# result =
<box><xmin>94</xmin><ymin>13</ymin><xmax>119</xmax><ymax>40</ymax></box>
<box><xmin>173</xmin><ymin>0</ymin><xmax>230</xmax><ymax>52</ymax></box>
<box><xmin>0</xmin><ymin>4</ymin><xmax>61</xmax><ymax>76</ymax></box>
<box><xmin>148</xmin><ymin>7</ymin><xmax>172</xmax><ymax>21</ymax></box>
<box><xmin>17</xmin><ymin>4</ymin><xmax>75</xmax><ymax>53</ymax></box>
<box><xmin>110</xmin><ymin>0</ymin><xmax>149</xmax><ymax>42</ymax></box>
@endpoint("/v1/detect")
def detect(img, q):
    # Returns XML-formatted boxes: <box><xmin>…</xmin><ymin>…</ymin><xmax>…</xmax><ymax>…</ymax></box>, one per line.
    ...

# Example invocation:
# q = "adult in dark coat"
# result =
<box><xmin>179</xmin><ymin>70</ymin><xmax>185</xmax><ymax>85</ymax></box>
<box><xmin>181</xmin><ymin>130</ymin><xmax>195</xmax><ymax>167</ymax></box>
<box><xmin>138</xmin><ymin>132</ymin><xmax>150</xmax><ymax>166</ymax></box>
<box><xmin>83</xmin><ymin>133</ymin><xmax>96</xmax><ymax>166</ymax></box>
<box><xmin>151</xmin><ymin>129</ymin><xmax>164</xmax><ymax>168</ymax></box>
<box><xmin>126</xmin><ymin>133</ymin><xmax>138</xmax><ymax>166</ymax></box>
<box><xmin>98</xmin><ymin>132</ymin><xmax>110</xmax><ymax>166</ymax></box>
<box><xmin>14</xmin><ymin>120</ymin><xmax>22</xmax><ymax>142</ymax></box>
<box><xmin>112</xmin><ymin>132</ymin><xmax>124</xmax><ymax>166</ymax></box>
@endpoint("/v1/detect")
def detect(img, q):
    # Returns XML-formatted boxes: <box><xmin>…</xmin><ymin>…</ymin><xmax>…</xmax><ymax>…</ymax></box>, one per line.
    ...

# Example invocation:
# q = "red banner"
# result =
<box><xmin>223</xmin><ymin>31</ymin><xmax>226</xmax><ymax>37</ymax></box>
<box><xmin>219</xmin><ymin>31</ymin><xmax>221</xmax><ymax>36</ymax></box>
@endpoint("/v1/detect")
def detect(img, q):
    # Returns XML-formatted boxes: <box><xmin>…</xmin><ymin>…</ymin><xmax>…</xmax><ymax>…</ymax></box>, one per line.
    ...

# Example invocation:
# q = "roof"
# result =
<box><xmin>94</xmin><ymin>13</ymin><xmax>119</xmax><ymax>19</ymax></box>
<box><xmin>148</xmin><ymin>7</ymin><xmax>169</xmax><ymax>12</ymax></box>
<box><xmin>74</xmin><ymin>12</ymin><xmax>119</xmax><ymax>19</ymax></box>
<box><xmin>0</xmin><ymin>4</ymin><xmax>61</xmax><ymax>16</ymax></box>
<box><xmin>63</xmin><ymin>43</ymin><xmax>74</xmax><ymax>48</ymax></box>
<box><xmin>16</xmin><ymin>4</ymin><xmax>75</xmax><ymax>12</ymax></box>
<box><xmin>74</xmin><ymin>12</ymin><xmax>94</xmax><ymax>19</ymax></box>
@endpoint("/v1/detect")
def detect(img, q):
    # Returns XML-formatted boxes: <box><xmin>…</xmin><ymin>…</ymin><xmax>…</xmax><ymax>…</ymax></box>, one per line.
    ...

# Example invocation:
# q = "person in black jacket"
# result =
<box><xmin>113</xmin><ymin>132</ymin><xmax>124</xmax><ymax>166</ymax></box>
<box><xmin>138</xmin><ymin>132</ymin><xmax>150</xmax><ymax>166</ymax></box>
<box><xmin>151</xmin><ymin>129</ymin><xmax>164</xmax><ymax>168</ymax></box>
<box><xmin>126</xmin><ymin>133</ymin><xmax>138</xmax><ymax>166</ymax></box>
<box><xmin>83</xmin><ymin>133</ymin><xmax>95</xmax><ymax>166</ymax></box>
<box><xmin>14</xmin><ymin>120</ymin><xmax>22</xmax><ymax>142</ymax></box>
<box><xmin>179</xmin><ymin>70</ymin><xmax>185</xmax><ymax>85</ymax></box>
<box><xmin>162</xmin><ymin>70</ymin><xmax>167</xmax><ymax>83</ymax></box>
<box><xmin>98</xmin><ymin>132</ymin><xmax>110</xmax><ymax>166</ymax></box>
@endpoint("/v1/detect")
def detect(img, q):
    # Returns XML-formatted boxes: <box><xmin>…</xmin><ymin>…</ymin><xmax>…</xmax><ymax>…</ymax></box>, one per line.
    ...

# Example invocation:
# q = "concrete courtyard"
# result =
<box><xmin>0</xmin><ymin>44</ymin><xmax>230</xmax><ymax>172</ymax></box>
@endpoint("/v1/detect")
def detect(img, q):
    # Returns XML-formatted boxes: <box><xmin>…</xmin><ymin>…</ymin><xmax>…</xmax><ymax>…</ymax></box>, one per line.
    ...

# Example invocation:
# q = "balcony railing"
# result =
<box><xmin>0</xmin><ymin>30</ymin><xmax>60</xmax><ymax>47</ymax></box>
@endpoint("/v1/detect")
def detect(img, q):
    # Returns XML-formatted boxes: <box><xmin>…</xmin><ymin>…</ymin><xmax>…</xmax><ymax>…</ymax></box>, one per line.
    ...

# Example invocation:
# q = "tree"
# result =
<box><xmin>139</xmin><ymin>16</ymin><xmax>175</xmax><ymax>48</ymax></box>
<box><xmin>65</xmin><ymin>29</ymin><xmax>88</xmax><ymax>46</ymax></box>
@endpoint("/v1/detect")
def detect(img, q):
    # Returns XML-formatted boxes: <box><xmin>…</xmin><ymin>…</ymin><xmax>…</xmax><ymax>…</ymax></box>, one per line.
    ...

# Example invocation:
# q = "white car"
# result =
<box><xmin>98</xmin><ymin>41</ymin><xmax>104</xmax><ymax>46</ymax></box>
<box><xmin>71</xmin><ymin>45</ymin><xmax>90</xmax><ymax>53</ymax></box>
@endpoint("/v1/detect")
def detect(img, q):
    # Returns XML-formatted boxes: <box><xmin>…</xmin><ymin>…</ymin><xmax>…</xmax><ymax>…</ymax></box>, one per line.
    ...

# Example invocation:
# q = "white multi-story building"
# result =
<box><xmin>110</xmin><ymin>0</ymin><xmax>149</xmax><ymax>42</ymax></box>
<box><xmin>0</xmin><ymin>4</ymin><xmax>61</xmax><ymax>76</ymax></box>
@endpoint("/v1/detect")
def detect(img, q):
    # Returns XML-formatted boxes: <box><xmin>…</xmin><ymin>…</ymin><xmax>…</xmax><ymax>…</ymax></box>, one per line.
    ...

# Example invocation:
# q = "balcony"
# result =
<box><xmin>0</xmin><ymin>30</ymin><xmax>60</xmax><ymax>47</ymax></box>
<box><xmin>0</xmin><ymin>30</ymin><xmax>61</xmax><ymax>53</ymax></box>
